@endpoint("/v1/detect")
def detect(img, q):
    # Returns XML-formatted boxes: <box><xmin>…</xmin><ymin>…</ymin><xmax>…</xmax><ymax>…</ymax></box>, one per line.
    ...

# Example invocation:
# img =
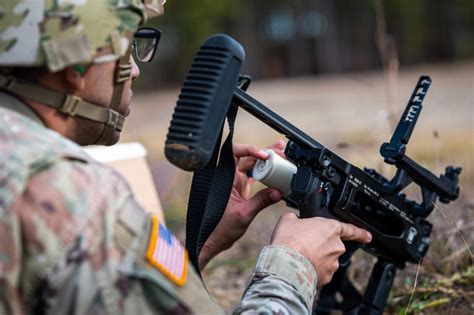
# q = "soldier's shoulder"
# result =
<box><xmin>0</xmin><ymin>106</ymin><xmax>89</xmax><ymax>161</ymax></box>
<box><xmin>0</xmin><ymin>106</ymin><xmax>95</xmax><ymax>212</ymax></box>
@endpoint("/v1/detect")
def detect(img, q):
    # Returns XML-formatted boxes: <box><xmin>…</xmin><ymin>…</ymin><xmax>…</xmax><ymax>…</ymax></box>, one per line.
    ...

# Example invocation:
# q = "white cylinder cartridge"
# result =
<box><xmin>252</xmin><ymin>150</ymin><xmax>297</xmax><ymax>197</ymax></box>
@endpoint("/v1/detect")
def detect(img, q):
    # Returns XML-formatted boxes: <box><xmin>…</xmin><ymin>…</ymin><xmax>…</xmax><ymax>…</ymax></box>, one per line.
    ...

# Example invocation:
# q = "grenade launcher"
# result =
<box><xmin>164</xmin><ymin>35</ymin><xmax>462</xmax><ymax>314</ymax></box>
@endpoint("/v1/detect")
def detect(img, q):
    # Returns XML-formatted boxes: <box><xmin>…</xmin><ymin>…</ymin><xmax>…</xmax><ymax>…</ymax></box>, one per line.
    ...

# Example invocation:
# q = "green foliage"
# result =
<box><xmin>391</xmin><ymin>266</ymin><xmax>474</xmax><ymax>314</ymax></box>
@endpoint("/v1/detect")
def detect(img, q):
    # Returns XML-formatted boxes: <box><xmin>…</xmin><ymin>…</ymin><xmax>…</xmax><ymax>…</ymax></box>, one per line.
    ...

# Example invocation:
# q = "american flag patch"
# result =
<box><xmin>145</xmin><ymin>216</ymin><xmax>188</xmax><ymax>286</ymax></box>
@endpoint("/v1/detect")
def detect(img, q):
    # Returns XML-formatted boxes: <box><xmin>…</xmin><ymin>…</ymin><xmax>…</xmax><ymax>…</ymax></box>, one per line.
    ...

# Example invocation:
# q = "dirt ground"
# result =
<box><xmin>121</xmin><ymin>61</ymin><xmax>474</xmax><ymax>313</ymax></box>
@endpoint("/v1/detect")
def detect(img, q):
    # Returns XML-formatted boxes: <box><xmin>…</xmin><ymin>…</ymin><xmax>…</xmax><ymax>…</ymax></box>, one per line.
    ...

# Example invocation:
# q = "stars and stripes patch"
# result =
<box><xmin>145</xmin><ymin>216</ymin><xmax>188</xmax><ymax>286</ymax></box>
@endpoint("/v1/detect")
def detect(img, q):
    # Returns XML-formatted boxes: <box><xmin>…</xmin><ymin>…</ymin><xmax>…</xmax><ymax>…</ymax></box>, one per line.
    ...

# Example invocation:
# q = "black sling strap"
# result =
<box><xmin>185</xmin><ymin>104</ymin><xmax>238</xmax><ymax>273</ymax></box>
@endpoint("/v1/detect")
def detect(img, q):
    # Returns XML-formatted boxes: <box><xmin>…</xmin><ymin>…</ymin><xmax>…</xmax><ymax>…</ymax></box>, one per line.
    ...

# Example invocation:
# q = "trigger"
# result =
<box><xmin>320</xmin><ymin>182</ymin><xmax>333</xmax><ymax>209</ymax></box>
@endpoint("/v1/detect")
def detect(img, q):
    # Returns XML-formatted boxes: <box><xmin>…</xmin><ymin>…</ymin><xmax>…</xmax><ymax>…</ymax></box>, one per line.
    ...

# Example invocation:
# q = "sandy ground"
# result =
<box><xmin>121</xmin><ymin>61</ymin><xmax>474</xmax><ymax>312</ymax></box>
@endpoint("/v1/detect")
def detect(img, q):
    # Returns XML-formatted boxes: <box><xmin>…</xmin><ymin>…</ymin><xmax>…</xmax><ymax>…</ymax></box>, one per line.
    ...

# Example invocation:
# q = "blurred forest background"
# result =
<box><xmin>121</xmin><ymin>0</ymin><xmax>473</xmax><ymax>313</ymax></box>
<box><xmin>137</xmin><ymin>0</ymin><xmax>474</xmax><ymax>89</ymax></box>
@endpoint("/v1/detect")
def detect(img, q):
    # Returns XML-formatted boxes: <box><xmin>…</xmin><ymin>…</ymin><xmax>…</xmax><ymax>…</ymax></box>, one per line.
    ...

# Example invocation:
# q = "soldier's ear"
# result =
<box><xmin>64</xmin><ymin>65</ymin><xmax>86</xmax><ymax>92</ymax></box>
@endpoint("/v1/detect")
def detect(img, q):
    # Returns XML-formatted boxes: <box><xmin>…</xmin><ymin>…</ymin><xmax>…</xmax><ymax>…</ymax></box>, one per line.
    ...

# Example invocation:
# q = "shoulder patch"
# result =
<box><xmin>146</xmin><ymin>216</ymin><xmax>188</xmax><ymax>286</ymax></box>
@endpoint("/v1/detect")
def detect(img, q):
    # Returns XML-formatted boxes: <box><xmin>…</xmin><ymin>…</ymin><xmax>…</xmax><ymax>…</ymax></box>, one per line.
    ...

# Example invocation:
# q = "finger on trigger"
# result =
<box><xmin>339</xmin><ymin>223</ymin><xmax>372</xmax><ymax>243</ymax></box>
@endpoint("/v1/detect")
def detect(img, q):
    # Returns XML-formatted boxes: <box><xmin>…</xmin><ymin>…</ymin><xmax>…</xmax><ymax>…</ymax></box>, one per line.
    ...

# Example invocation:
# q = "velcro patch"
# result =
<box><xmin>146</xmin><ymin>216</ymin><xmax>188</xmax><ymax>286</ymax></box>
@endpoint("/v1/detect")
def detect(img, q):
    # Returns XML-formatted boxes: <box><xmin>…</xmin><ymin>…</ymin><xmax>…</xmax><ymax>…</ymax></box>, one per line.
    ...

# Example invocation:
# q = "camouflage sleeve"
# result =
<box><xmin>1</xmin><ymin>158</ymin><xmax>224</xmax><ymax>314</ymax></box>
<box><xmin>0</xmin><ymin>205</ymin><xmax>22</xmax><ymax>315</ymax></box>
<box><xmin>234</xmin><ymin>245</ymin><xmax>318</xmax><ymax>314</ymax></box>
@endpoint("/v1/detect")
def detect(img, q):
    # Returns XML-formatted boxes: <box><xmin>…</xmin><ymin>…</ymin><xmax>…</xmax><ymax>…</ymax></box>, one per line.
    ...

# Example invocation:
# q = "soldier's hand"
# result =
<box><xmin>270</xmin><ymin>212</ymin><xmax>372</xmax><ymax>287</ymax></box>
<box><xmin>198</xmin><ymin>140</ymin><xmax>286</xmax><ymax>270</ymax></box>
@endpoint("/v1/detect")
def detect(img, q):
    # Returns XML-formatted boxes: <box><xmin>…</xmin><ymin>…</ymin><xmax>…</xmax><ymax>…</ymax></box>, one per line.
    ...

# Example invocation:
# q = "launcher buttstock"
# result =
<box><xmin>165</xmin><ymin>35</ymin><xmax>245</xmax><ymax>171</ymax></box>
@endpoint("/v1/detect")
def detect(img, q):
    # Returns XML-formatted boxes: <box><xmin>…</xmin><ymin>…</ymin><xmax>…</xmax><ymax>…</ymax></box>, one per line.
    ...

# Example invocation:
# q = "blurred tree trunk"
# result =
<box><xmin>238</xmin><ymin>0</ymin><xmax>264</xmax><ymax>78</ymax></box>
<box><xmin>314</xmin><ymin>0</ymin><xmax>343</xmax><ymax>73</ymax></box>
<box><xmin>427</xmin><ymin>2</ymin><xmax>457</xmax><ymax>61</ymax></box>
<box><xmin>287</xmin><ymin>1</ymin><xmax>312</xmax><ymax>76</ymax></box>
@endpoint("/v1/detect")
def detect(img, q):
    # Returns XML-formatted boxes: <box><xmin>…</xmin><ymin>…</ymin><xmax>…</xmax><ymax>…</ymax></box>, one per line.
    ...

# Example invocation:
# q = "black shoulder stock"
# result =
<box><xmin>165</xmin><ymin>34</ymin><xmax>244</xmax><ymax>171</ymax></box>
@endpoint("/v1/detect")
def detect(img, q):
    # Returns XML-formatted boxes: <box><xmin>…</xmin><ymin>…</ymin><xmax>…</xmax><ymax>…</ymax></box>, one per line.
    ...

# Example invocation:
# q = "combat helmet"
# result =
<box><xmin>0</xmin><ymin>0</ymin><xmax>165</xmax><ymax>145</ymax></box>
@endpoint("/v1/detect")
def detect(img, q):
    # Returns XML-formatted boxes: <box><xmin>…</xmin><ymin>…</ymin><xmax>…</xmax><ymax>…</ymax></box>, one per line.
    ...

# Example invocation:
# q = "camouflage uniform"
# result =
<box><xmin>0</xmin><ymin>93</ymin><xmax>317</xmax><ymax>314</ymax></box>
<box><xmin>0</xmin><ymin>1</ymin><xmax>318</xmax><ymax>314</ymax></box>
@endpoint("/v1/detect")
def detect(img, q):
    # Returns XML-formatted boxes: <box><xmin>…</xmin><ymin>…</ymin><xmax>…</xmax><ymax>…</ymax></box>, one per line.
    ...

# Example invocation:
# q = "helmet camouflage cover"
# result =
<box><xmin>0</xmin><ymin>0</ymin><xmax>164</xmax><ymax>72</ymax></box>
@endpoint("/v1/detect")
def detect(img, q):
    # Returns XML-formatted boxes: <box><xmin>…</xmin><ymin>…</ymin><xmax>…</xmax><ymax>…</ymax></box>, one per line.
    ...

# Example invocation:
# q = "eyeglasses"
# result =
<box><xmin>91</xmin><ymin>27</ymin><xmax>161</xmax><ymax>65</ymax></box>
<box><xmin>132</xmin><ymin>27</ymin><xmax>161</xmax><ymax>63</ymax></box>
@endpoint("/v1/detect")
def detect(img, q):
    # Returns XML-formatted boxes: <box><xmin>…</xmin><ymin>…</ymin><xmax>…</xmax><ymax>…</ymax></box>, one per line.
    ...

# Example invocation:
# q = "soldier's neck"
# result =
<box><xmin>0</xmin><ymin>91</ymin><xmax>44</xmax><ymax>126</ymax></box>
<box><xmin>23</xmin><ymin>97</ymin><xmax>70</xmax><ymax>136</ymax></box>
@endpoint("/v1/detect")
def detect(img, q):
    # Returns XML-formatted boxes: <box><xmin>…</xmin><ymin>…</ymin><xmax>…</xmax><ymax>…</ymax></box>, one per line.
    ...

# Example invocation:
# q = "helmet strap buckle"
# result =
<box><xmin>106</xmin><ymin>110</ymin><xmax>122</xmax><ymax>130</ymax></box>
<box><xmin>60</xmin><ymin>94</ymin><xmax>81</xmax><ymax>116</ymax></box>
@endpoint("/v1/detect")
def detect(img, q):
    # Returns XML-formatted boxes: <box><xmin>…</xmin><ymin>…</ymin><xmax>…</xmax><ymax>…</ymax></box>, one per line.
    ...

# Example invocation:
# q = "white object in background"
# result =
<box><xmin>84</xmin><ymin>142</ymin><xmax>148</xmax><ymax>162</ymax></box>
<box><xmin>84</xmin><ymin>142</ymin><xmax>165</xmax><ymax>223</ymax></box>
<box><xmin>252</xmin><ymin>149</ymin><xmax>297</xmax><ymax>197</ymax></box>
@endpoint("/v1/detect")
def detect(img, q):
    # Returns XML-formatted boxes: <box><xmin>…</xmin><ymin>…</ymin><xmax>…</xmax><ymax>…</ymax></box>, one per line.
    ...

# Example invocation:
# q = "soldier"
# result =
<box><xmin>0</xmin><ymin>1</ymin><xmax>371</xmax><ymax>314</ymax></box>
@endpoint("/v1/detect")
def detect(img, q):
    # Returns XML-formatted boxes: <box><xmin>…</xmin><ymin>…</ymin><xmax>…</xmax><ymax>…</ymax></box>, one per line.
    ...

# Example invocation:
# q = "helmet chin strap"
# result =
<box><xmin>0</xmin><ymin>49</ymin><xmax>133</xmax><ymax>146</ymax></box>
<box><xmin>93</xmin><ymin>47</ymin><xmax>133</xmax><ymax>145</ymax></box>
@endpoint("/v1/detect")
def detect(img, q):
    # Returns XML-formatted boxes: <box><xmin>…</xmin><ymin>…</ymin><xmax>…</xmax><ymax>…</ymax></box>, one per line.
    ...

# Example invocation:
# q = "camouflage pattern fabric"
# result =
<box><xmin>235</xmin><ymin>246</ymin><xmax>318</xmax><ymax>314</ymax></box>
<box><xmin>0</xmin><ymin>92</ymin><xmax>318</xmax><ymax>314</ymax></box>
<box><xmin>0</xmin><ymin>0</ymin><xmax>164</xmax><ymax>72</ymax></box>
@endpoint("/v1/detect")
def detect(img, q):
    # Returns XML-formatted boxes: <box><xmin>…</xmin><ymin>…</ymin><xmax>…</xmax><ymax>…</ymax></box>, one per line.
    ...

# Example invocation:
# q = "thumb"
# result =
<box><xmin>245</xmin><ymin>188</ymin><xmax>282</xmax><ymax>218</ymax></box>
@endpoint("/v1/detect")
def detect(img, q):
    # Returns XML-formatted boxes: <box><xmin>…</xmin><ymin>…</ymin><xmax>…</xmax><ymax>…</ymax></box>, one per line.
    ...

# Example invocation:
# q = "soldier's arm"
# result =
<box><xmin>234</xmin><ymin>246</ymin><xmax>317</xmax><ymax>314</ymax></box>
<box><xmin>234</xmin><ymin>212</ymin><xmax>372</xmax><ymax>314</ymax></box>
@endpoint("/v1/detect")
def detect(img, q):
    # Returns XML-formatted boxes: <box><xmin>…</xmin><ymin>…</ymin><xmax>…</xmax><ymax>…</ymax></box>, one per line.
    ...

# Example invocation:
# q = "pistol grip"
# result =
<box><xmin>339</xmin><ymin>241</ymin><xmax>360</xmax><ymax>267</ymax></box>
